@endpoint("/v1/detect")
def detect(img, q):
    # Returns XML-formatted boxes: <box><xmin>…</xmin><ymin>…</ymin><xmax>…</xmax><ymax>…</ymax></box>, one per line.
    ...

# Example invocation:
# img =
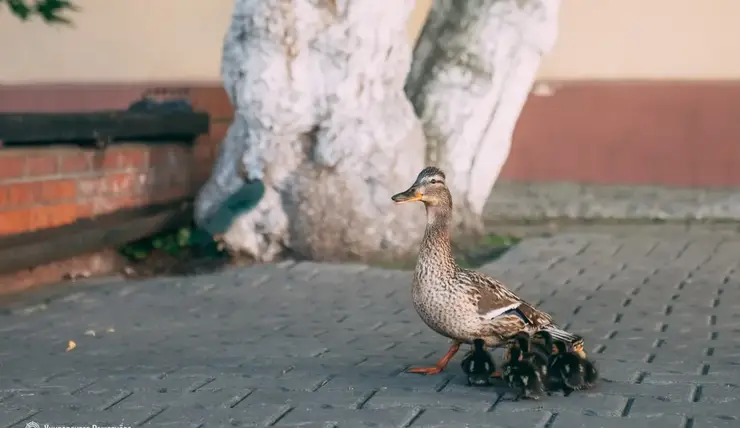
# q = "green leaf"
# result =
<box><xmin>132</xmin><ymin>249</ymin><xmax>149</xmax><ymax>260</ymax></box>
<box><xmin>6</xmin><ymin>0</ymin><xmax>32</xmax><ymax>20</ymax></box>
<box><xmin>3</xmin><ymin>0</ymin><xmax>78</xmax><ymax>25</ymax></box>
<box><xmin>177</xmin><ymin>227</ymin><xmax>191</xmax><ymax>247</ymax></box>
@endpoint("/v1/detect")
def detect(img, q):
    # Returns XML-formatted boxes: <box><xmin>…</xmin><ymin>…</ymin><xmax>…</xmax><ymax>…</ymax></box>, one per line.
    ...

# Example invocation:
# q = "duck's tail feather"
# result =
<box><xmin>541</xmin><ymin>325</ymin><xmax>584</xmax><ymax>351</ymax></box>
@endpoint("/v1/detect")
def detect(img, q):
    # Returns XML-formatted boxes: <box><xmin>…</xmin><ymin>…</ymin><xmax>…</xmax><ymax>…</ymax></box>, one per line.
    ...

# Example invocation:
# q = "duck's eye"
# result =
<box><xmin>430</xmin><ymin>179</ymin><xmax>438</xmax><ymax>184</ymax></box>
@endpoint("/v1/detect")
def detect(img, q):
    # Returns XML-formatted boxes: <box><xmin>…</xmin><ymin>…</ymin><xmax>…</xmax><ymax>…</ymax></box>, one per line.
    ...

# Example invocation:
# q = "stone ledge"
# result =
<box><xmin>486</xmin><ymin>181</ymin><xmax>740</xmax><ymax>221</ymax></box>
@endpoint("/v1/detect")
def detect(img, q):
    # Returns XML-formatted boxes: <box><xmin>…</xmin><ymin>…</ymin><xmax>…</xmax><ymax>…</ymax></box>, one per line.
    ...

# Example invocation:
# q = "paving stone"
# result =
<box><xmin>411</xmin><ymin>408</ymin><xmax>550</xmax><ymax>428</ymax></box>
<box><xmin>688</xmin><ymin>416</ymin><xmax>740</xmax><ymax>428</ymax></box>
<box><xmin>274</xmin><ymin>407</ymin><xmax>414</xmax><ymax>427</ymax></box>
<box><xmin>547</xmin><ymin>413</ymin><xmax>686</xmax><ymax>428</ymax></box>
<box><xmin>493</xmin><ymin>393</ymin><xmax>629</xmax><ymax>417</ymax></box>
<box><xmin>17</xmin><ymin>405</ymin><xmax>165</xmax><ymax>428</ymax></box>
<box><xmin>1</xmin><ymin>231</ymin><xmax>740</xmax><ymax>427</ymax></box>
<box><xmin>365</xmin><ymin>389</ymin><xmax>496</xmax><ymax>412</ymax></box>
<box><xmin>627</xmin><ymin>396</ymin><xmax>740</xmax><ymax>418</ymax></box>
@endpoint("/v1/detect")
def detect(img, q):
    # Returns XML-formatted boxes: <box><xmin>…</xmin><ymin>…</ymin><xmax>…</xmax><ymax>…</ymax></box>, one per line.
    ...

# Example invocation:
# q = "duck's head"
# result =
<box><xmin>532</xmin><ymin>330</ymin><xmax>554</xmax><ymax>353</ymax></box>
<box><xmin>512</xmin><ymin>332</ymin><xmax>532</xmax><ymax>353</ymax></box>
<box><xmin>506</xmin><ymin>339</ymin><xmax>523</xmax><ymax>362</ymax></box>
<box><xmin>391</xmin><ymin>166</ymin><xmax>452</xmax><ymax>209</ymax></box>
<box><xmin>552</xmin><ymin>340</ymin><xmax>568</xmax><ymax>355</ymax></box>
<box><xmin>472</xmin><ymin>338</ymin><xmax>487</xmax><ymax>352</ymax></box>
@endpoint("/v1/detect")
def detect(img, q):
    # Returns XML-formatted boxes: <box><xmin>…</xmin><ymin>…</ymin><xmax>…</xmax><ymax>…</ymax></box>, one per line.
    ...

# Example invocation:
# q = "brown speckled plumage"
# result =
<box><xmin>394</xmin><ymin>167</ymin><xmax>581</xmax><ymax>352</ymax></box>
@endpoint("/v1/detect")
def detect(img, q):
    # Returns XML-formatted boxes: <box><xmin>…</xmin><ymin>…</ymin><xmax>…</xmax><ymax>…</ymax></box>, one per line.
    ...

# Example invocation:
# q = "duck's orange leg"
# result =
<box><xmin>407</xmin><ymin>341</ymin><xmax>461</xmax><ymax>375</ymax></box>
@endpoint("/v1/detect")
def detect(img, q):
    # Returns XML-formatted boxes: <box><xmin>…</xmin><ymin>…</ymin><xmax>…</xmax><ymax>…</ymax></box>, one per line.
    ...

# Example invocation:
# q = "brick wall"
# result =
<box><xmin>0</xmin><ymin>144</ymin><xmax>192</xmax><ymax>235</ymax></box>
<box><xmin>0</xmin><ymin>84</ymin><xmax>232</xmax><ymax>238</ymax></box>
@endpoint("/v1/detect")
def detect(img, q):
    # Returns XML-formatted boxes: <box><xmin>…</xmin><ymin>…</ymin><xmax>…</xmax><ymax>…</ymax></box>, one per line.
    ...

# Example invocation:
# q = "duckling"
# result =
<box><xmin>549</xmin><ymin>340</ymin><xmax>599</xmax><ymax>396</ymax></box>
<box><xmin>531</xmin><ymin>330</ymin><xmax>555</xmax><ymax>358</ymax></box>
<box><xmin>502</xmin><ymin>334</ymin><xmax>545</xmax><ymax>400</ymax></box>
<box><xmin>531</xmin><ymin>330</ymin><xmax>562</xmax><ymax>394</ymax></box>
<box><xmin>519</xmin><ymin>331</ymin><xmax>550</xmax><ymax>379</ymax></box>
<box><xmin>460</xmin><ymin>338</ymin><xmax>496</xmax><ymax>386</ymax></box>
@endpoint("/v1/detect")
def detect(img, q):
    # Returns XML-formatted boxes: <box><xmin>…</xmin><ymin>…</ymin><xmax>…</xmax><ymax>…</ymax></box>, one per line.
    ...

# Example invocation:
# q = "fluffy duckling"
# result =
<box><xmin>531</xmin><ymin>330</ymin><xmax>562</xmax><ymax>394</ymax></box>
<box><xmin>521</xmin><ymin>331</ymin><xmax>550</xmax><ymax>379</ymax></box>
<box><xmin>460</xmin><ymin>339</ymin><xmax>496</xmax><ymax>386</ymax></box>
<box><xmin>549</xmin><ymin>339</ymin><xmax>599</xmax><ymax>396</ymax></box>
<box><xmin>502</xmin><ymin>334</ymin><xmax>545</xmax><ymax>400</ymax></box>
<box><xmin>531</xmin><ymin>330</ymin><xmax>555</xmax><ymax>357</ymax></box>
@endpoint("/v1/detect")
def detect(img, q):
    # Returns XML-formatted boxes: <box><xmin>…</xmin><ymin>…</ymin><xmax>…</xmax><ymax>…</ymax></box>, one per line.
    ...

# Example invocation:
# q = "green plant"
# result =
<box><xmin>3</xmin><ymin>0</ymin><xmax>78</xmax><ymax>24</ymax></box>
<box><xmin>119</xmin><ymin>225</ymin><xmax>225</xmax><ymax>262</ymax></box>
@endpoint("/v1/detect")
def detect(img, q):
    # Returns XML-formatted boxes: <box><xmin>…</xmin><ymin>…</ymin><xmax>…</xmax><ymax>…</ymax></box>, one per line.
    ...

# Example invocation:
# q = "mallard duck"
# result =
<box><xmin>502</xmin><ymin>333</ymin><xmax>545</xmax><ymax>400</ymax></box>
<box><xmin>392</xmin><ymin>167</ymin><xmax>585</xmax><ymax>375</ymax></box>
<box><xmin>460</xmin><ymin>338</ymin><xmax>495</xmax><ymax>386</ymax></box>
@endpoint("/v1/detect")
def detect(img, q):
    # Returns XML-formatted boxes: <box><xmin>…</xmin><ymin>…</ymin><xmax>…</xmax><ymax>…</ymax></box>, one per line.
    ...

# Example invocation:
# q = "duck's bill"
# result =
<box><xmin>391</xmin><ymin>188</ymin><xmax>422</xmax><ymax>203</ymax></box>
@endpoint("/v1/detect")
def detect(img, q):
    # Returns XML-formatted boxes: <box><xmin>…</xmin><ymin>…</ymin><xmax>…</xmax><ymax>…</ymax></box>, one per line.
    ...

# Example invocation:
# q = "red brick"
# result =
<box><xmin>118</xmin><ymin>149</ymin><xmax>148</xmax><ymax>170</ymax></box>
<box><xmin>83</xmin><ymin>195</ymin><xmax>144</xmax><ymax>217</ymax></box>
<box><xmin>78</xmin><ymin>172</ymin><xmax>141</xmax><ymax>198</ymax></box>
<box><xmin>77</xmin><ymin>176</ymin><xmax>104</xmax><ymax>198</ymax></box>
<box><xmin>77</xmin><ymin>203</ymin><xmax>94</xmax><ymax>219</ymax></box>
<box><xmin>40</xmin><ymin>179</ymin><xmax>78</xmax><ymax>203</ymax></box>
<box><xmin>97</xmin><ymin>148</ymin><xmax>148</xmax><ymax>171</ymax></box>
<box><xmin>149</xmin><ymin>144</ymin><xmax>192</xmax><ymax>168</ymax></box>
<box><xmin>194</xmin><ymin>121</ymin><xmax>228</xmax><ymax>156</ymax></box>
<box><xmin>28</xmin><ymin>204</ymin><xmax>78</xmax><ymax>231</ymax></box>
<box><xmin>193</xmin><ymin>142</ymin><xmax>214</xmax><ymax>186</ymax></box>
<box><xmin>59</xmin><ymin>152</ymin><xmax>92</xmax><ymax>174</ymax></box>
<box><xmin>189</xmin><ymin>87</ymin><xmax>234</xmax><ymax>120</ymax></box>
<box><xmin>194</xmin><ymin>142</ymin><xmax>214</xmax><ymax>164</ymax></box>
<box><xmin>0</xmin><ymin>182</ymin><xmax>40</xmax><ymax>209</ymax></box>
<box><xmin>25</xmin><ymin>155</ymin><xmax>58</xmax><ymax>176</ymax></box>
<box><xmin>100</xmin><ymin>150</ymin><xmax>122</xmax><ymax>170</ymax></box>
<box><xmin>0</xmin><ymin>209</ymin><xmax>31</xmax><ymax>235</ymax></box>
<box><xmin>0</xmin><ymin>154</ymin><xmax>25</xmax><ymax>181</ymax></box>
<box><xmin>106</xmin><ymin>173</ymin><xmax>141</xmax><ymax>195</ymax></box>
<box><xmin>208</xmin><ymin>121</ymin><xmax>229</xmax><ymax>145</ymax></box>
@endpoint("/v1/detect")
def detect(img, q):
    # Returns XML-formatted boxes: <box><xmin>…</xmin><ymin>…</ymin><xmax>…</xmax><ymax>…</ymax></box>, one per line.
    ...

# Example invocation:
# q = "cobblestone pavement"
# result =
<box><xmin>2</xmin><ymin>232</ymin><xmax>740</xmax><ymax>428</ymax></box>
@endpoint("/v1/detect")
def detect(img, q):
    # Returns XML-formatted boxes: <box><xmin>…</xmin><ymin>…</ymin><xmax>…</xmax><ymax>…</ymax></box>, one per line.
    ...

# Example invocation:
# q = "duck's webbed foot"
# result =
<box><xmin>407</xmin><ymin>342</ymin><xmax>461</xmax><ymax>375</ymax></box>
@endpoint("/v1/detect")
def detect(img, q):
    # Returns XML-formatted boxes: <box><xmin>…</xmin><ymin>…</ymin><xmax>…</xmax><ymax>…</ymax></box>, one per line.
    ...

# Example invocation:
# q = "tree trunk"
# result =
<box><xmin>195</xmin><ymin>0</ymin><xmax>427</xmax><ymax>263</ymax></box>
<box><xmin>194</xmin><ymin>0</ymin><xmax>560</xmax><ymax>262</ymax></box>
<box><xmin>406</xmin><ymin>0</ymin><xmax>561</xmax><ymax>231</ymax></box>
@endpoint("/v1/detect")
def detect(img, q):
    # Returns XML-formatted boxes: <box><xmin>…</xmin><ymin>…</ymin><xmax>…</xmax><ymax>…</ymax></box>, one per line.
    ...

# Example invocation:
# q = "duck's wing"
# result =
<box><xmin>461</xmin><ymin>270</ymin><xmax>583</xmax><ymax>345</ymax></box>
<box><xmin>460</xmin><ymin>270</ymin><xmax>552</xmax><ymax>324</ymax></box>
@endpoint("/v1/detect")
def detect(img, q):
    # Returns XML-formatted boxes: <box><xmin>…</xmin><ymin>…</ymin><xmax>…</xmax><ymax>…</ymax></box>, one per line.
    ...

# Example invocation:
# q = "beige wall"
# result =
<box><xmin>0</xmin><ymin>0</ymin><xmax>232</xmax><ymax>83</ymax></box>
<box><xmin>2</xmin><ymin>0</ymin><xmax>739</xmax><ymax>84</ymax></box>
<box><xmin>540</xmin><ymin>0</ymin><xmax>740</xmax><ymax>80</ymax></box>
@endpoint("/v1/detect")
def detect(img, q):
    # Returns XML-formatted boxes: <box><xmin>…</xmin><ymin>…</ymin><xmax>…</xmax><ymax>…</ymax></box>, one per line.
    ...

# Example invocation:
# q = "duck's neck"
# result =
<box><xmin>416</xmin><ymin>205</ymin><xmax>457</xmax><ymax>278</ymax></box>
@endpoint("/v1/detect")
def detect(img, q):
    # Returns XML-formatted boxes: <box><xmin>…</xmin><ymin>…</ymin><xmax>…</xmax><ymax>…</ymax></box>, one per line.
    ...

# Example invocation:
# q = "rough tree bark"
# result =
<box><xmin>406</xmin><ymin>0</ymin><xmax>561</xmax><ymax>231</ymax></box>
<box><xmin>194</xmin><ymin>0</ymin><xmax>560</xmax><ymax>262</ymax></box>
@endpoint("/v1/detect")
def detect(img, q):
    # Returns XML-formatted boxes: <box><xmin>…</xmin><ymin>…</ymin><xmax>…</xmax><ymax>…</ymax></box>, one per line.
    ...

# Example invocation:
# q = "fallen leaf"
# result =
<box><xmin>66</xmin><ymin>340</ymin><xmax>76</xmax><ymax>351</ymax></box>
<box><xmin>84</xmin><ymin>330</ymin><xmax>96</xmax><ymax>337</ymax></box>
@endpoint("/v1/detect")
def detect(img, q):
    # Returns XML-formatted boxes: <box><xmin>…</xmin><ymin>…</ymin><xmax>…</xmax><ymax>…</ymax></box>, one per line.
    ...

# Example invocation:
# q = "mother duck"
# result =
<box><xmin>392</xmin><ymin>166</ymin><xmax>585</xmax><ymax>375</ymax></box>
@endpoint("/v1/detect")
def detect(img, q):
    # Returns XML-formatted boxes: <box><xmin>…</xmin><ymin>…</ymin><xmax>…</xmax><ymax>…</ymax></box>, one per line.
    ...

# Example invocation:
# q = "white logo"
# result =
<box><xmin>25</xmin><ymin>422</ymin><xmax>40</xmax><ymax>428</ymax></box>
